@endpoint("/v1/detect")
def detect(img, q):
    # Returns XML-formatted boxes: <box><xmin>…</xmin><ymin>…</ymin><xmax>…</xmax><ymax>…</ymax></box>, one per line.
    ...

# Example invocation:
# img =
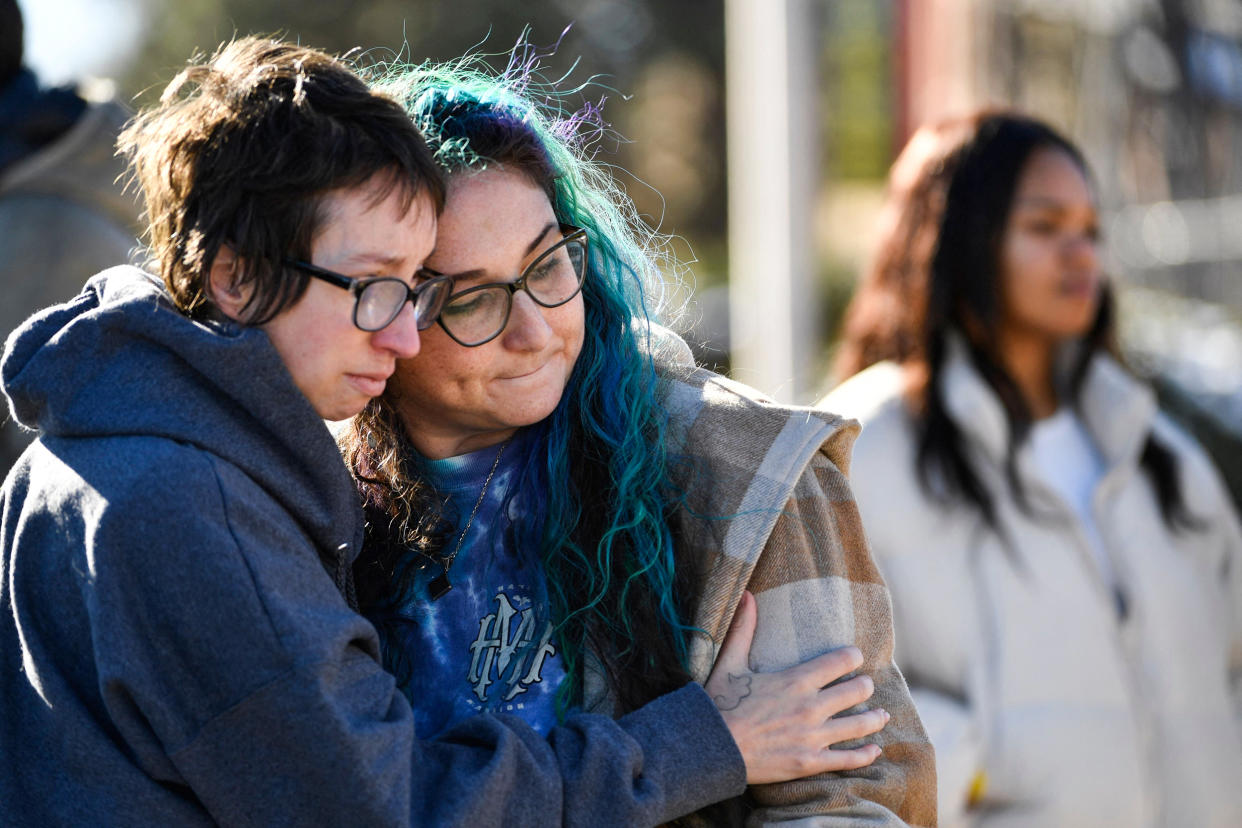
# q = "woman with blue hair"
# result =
<box><xmin>340</xmin><ymin>50</ymin><xmax>936</xmax><ymax>825</ymax></box>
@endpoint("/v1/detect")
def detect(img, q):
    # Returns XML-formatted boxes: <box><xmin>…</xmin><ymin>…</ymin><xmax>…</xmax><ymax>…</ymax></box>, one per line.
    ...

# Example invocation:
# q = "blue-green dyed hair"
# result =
<box><xmin>347</xmin><ymin>43</ymin><xmax>699</xmax><ymax>714</ymax></box>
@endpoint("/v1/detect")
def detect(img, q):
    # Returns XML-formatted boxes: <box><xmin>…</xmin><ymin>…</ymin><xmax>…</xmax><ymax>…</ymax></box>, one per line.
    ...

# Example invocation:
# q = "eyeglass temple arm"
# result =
<box><xmin>285</xmin><ymin>259</ymin><xmax>354</xmax><ymax>291</ymax></box>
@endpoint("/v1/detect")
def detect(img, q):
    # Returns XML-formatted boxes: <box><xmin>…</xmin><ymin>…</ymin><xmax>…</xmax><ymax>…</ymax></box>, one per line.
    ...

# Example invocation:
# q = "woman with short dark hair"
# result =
<box><xmin>0</xmin><ymin>36</ymin><xmax>454</xmax><ymax>824</ymax></box>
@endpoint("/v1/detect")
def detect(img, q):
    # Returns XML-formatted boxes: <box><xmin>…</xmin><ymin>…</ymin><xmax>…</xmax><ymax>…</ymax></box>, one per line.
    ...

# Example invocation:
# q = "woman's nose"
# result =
<box><xmin>501</xmin><ymin>290</ymin><xmax>553</xmax><ymax>351</ymax></box>
<box><xmin>1065</xmin><ymin>232</ymin><xmax>1099</xmax><ymax>269</ymax></box>
<box><xmin>371</xmin><ymin>300</ymin><xmax>422</xmax><ymax>359</ymax></box>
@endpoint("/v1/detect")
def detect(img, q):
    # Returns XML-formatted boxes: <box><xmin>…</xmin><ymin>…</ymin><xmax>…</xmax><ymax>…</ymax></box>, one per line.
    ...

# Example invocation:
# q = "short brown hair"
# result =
<box><xmin>120</xmin><ymin>36</ymin><xmax>444</xmax><ymax>323</ymax></box>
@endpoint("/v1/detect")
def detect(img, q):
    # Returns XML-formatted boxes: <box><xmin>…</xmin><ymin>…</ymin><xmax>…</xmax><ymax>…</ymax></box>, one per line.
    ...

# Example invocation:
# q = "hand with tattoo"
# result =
<box><xmin>702</xmin><ymin>591</ymin><xmax>888</xmax><ymax>784</ymax></box>
<box><xmin>711</xmin><ymin>673</ymin><xmax>752</xmax><ymax>711</ymax></box>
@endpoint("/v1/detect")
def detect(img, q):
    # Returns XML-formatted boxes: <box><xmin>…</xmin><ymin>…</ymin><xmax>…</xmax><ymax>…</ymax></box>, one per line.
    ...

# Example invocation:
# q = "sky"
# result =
<box><xmin>18</xmin><ymin>0</ymin><xmax>146</xmax><ymax>86</ymax></box>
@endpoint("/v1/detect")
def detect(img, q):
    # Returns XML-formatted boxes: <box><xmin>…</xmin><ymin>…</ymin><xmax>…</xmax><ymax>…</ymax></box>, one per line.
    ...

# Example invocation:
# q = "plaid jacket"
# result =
<box><xmin>588</xmin><ymin>334</ymin><xmax>937</xmax><ymax>826</ymax></box>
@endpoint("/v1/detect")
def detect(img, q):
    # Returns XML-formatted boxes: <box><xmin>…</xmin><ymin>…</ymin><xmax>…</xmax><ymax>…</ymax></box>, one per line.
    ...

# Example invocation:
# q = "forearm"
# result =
<box><xmin>549</xmin><ymin>682</ymin><xmax>747</xmax><ymax>828</ymax></box>
<box><xmin>419</xmin><ymin>686</ymin><xmax>747</xmax><ymax>828</ymax></box>
<box><xmin>742</xmin><ymin>586</ymin><xmax>936</xmax><ymax>827</ymax></box>
<box><xmin>174</xmin><ymin>666</ymin><xmax>742</xmax><ymax>827</ymax></box>
<box><xmin>108</xmin><ymin>470</ymin><xmax>743</xmax><ymax>828</ymax></box>
<box><xmin>738</xmin><ymin>455</ymin><xmax>938</xmax><ymax>826</ymax></box>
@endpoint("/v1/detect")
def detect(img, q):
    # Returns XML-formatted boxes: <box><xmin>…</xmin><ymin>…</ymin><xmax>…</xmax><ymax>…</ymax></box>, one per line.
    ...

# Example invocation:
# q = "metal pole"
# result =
<box><xmin>725</xmin><ymin>0</ymin><xmax>817</xmax><ymax>402</ymax></box>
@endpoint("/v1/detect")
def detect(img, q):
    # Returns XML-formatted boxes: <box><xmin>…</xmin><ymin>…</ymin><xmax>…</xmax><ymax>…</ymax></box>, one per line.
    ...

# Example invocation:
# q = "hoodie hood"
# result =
<box><xmin>1</xmin><ymin>265</ymin><xmax>363</xmax><ymax>581</ymax></box>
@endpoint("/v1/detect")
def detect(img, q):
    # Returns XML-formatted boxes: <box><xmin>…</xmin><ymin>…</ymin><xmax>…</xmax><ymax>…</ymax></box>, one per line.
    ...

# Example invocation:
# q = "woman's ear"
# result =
<box><xmin>207</xmin><ymin>246</ymin><xmax>251</xmax><ymax>321</ymax></box>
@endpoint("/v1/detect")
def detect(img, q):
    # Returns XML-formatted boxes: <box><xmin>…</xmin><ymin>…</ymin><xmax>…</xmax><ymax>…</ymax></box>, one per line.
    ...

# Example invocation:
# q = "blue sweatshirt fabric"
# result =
<box><xmin>0</xmin><ymin>266</ymin><xmax>746</xmax><ymax>827</ymax></box>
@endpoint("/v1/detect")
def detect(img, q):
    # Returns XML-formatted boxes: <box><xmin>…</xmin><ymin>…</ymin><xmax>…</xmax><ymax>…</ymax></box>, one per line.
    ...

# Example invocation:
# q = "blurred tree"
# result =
<box><xmin>822</xmin><ymin>0</ymin><xmax>892</xmax><ymax>181</ymax></box>
<box><xmin>120</xmin><ymin>0</ymin><xmax>727</xmax><ymax>252</ymax></box>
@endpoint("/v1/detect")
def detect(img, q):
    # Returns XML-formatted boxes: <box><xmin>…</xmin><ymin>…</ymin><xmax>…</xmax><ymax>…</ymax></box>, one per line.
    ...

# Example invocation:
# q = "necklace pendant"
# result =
<box><xmin>429</xmin><ymin>572</ymin><xmax>452</xmax><ymax>601</ymax></box>
<box><xmin>429</xmin><ymin>438</ymin><xmax>507</xmax><ymax>605</ymax></box>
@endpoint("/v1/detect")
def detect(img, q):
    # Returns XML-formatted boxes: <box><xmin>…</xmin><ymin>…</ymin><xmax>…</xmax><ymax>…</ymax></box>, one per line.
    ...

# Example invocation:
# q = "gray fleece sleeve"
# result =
<box><xmin>409</xmin><ymin>683</ymin><xmax>745</xmax><ymax>827</ymax></box>
<box><xmin>88</xmin><ymin>447</ymin><xmax>744</xmax><ymax>827</ymax></box>
<box><xmin>170</xmin><ymin>664</ymin><xmax>743</xmax><ymax>827</ymax></box>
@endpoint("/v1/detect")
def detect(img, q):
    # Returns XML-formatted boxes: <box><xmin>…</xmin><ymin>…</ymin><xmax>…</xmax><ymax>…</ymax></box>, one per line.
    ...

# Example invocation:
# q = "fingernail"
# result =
<box><xmin>881</xmin><ymin>708</ymin><xmax>890</xmax><ymax>722</ymax></box>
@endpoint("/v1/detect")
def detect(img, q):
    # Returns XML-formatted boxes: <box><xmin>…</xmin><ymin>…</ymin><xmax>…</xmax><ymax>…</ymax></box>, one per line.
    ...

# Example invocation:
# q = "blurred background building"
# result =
<box><xmin>8</xmin><ymin>0</ymin><xmax>1241</xmax><ymax>495</ymax></box>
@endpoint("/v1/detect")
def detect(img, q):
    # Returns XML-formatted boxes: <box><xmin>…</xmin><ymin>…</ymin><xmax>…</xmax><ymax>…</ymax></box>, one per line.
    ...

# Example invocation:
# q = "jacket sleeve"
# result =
<box><xmin>738</xmin><ymin>450</ymin><xmax>939</xmax><ymax>827</ymax></box>
<box><xmin>1228</xmin><ymin>515</ymin><xmax>1242</xmax><ymax>735</ymax></box>
<box><xmin>173</xmin><ymin>665</ymin><xmax>744</xmax><ymax>828</ymax></box>
<box><xmin>1202</xmin><ymin>463</ymin><xmax>1242</xmax><ymax>734</ymax></box>
<box><xmin>1164</xmin><ymin>421</ymin><xmax>1242</xmax><ymax>736</ymax></box>
<box><xmin>88</xmin><ymin>447</ymin><xmax>745</xmax><ymax>827</ymax></box>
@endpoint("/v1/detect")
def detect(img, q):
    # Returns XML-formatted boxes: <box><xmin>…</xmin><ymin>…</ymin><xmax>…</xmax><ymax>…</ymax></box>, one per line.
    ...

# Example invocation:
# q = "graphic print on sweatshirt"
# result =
<box><xmin>467</xmin><ymin>584</ymin><xmax>559</xmax><ymax>707</ymax></box>
<box><xmin>384</xmin><ymin>432</ymin><xmax>567</xmax><ymax>738</ymax></box>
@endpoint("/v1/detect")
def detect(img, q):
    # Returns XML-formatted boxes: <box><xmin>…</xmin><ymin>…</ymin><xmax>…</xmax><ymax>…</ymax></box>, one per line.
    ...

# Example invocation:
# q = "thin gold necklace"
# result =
<box><xmin>428</xmin><ymin>438</ymin><xmax>509</xmax><ymax>601</ymax></box>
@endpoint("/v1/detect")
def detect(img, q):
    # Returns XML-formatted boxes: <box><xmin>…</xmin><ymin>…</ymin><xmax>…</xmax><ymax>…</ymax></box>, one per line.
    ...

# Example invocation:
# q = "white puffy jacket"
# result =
<box><xmin>822</xmin><ymin>342</ymin><xmax>1242</xmax><ymax>828</ymax></box>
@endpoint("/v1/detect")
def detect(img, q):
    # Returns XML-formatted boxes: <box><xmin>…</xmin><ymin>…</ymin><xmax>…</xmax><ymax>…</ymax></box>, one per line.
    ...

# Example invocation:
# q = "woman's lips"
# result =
<box><xmin>347</xmin><ymin>373</ymin><xmax>389</xmax><ymax>397</ymax></box>
<box><xmin>502</xmin><ymin>361</ymin><xmax>550</xmax><ymax>380</ymax></box>
<box><xmin>1060</xmin><ymin>275</ymin><xmax>1098</xmax><ymax>298</ymax></box>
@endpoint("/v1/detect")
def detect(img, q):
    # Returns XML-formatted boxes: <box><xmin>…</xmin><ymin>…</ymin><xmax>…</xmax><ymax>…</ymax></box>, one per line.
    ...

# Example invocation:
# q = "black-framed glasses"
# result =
<box><xmin>284</xmin><ymin>259</ymin><xmax>454</xmax><ymax>332</ymax></box>
<box><xmin>434</xmin><ymin>224</ymin><xmax>588</xmax><ymax>347</ymax></box>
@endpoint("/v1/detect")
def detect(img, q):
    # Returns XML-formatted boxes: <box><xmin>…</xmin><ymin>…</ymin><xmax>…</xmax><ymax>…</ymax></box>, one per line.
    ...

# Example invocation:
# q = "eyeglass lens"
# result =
<box><xmin>440</xmin><ymin>235</ymin><xmax>586</xmax><ymax>346</ymax></box>
<box><xmin>355</xmin><ymin>278</ymin><xmax>451</xmax><ymax>332</ymax></box>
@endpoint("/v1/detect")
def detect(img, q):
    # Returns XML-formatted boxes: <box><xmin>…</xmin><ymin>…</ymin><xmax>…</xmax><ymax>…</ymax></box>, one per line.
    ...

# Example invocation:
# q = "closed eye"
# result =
<box><xmin>527</xmin><ymin>260</ymin><xmax>558</xmax><ymax>282</ymax></box>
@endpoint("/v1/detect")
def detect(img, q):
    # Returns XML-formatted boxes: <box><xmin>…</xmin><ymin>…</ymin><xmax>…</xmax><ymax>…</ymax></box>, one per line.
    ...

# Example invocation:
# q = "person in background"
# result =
<box><xmin>339</xmin><ymin>51</ymin><xmax>937</xmax><ymax>826</ymax></box>
<box><xmin>823</xmin><ymin>110</ymin><xmax>1242</xmax><ymax>827</ymax></box>
<box><xmin>0</xmin><ymin>0</ymin><xmax>145</xmax><ymax>477</ymax></box>
<box><xmin>2</xmin><ymin>35</ymin><xmax>918</xmax><ymax>827</ymax></box>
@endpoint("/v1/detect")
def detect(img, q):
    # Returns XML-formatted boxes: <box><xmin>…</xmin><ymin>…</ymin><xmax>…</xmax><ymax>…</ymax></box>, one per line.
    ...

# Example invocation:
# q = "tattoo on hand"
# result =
<box><xmin>713</xmin><ymin>673</ymin><xmax>753</xmax><ymax>711</ymax></box>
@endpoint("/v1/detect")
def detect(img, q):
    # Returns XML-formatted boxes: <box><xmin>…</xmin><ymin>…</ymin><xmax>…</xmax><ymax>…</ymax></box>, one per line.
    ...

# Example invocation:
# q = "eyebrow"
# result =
<box><xmin>442</xmin><ymin>222</ymin><xmax>561</xmax><ymax>282</ymax></box>
<box><xmin>327</xmin><ymin>252</ymin><xmax>410</xmax><ymax>271</ymax></box>
<box><xmin>524</xmin><ymin>222</ymin><xmax>560</xmax><ymax>257</ymax></box>
<box><xmin>1013</xmin><ymin>196</ymin><xmax>1094</xmax><ymax>212</ymax></box>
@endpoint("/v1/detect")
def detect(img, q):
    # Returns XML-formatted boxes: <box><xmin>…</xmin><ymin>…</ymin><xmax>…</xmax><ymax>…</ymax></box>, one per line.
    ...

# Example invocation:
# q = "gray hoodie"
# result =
<box><xmin>0</xmin><ymin>266</ymin><xmax>745</xmax><ymax>827</ymax></box>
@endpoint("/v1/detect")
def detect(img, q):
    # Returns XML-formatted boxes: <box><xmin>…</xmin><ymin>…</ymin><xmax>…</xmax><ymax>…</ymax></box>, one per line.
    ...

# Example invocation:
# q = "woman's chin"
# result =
<box><xmin>493</xmin><ymin>368</ymin><xmax>571</xmax><ymax>422</ymax></box>
<box><xmin>506</xmin><ymin>399</ymin><xmax>563</xmax><ymax>430</ymax></box>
